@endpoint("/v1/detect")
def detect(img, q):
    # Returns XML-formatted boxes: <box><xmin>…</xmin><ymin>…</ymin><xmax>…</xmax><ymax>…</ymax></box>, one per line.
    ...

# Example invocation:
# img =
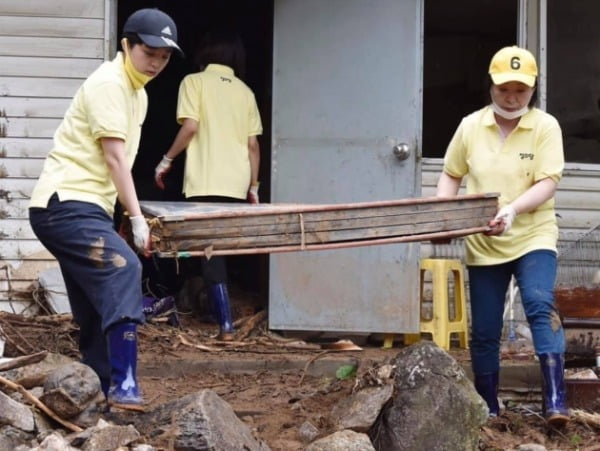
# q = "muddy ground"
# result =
<box><xmin>133</xmin><ymin>314</ymin><xmax>600</xmax><ymax>451</ymax></box>
<box><xmin>2</xmin><ymin>309</ymin><xmax>600</xmax><ymax>450</ymax></box>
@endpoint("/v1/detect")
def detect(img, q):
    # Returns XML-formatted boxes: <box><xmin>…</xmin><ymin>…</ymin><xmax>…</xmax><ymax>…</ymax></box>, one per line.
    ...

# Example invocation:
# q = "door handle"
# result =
<box><xmin>393</xmin><ymin>143</ymin><xmax>410</xmax><ymax>161</ymax></box>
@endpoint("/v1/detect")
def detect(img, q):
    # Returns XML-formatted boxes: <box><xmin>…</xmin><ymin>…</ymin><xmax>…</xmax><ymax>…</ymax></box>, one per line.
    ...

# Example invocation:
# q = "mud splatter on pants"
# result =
<box><xmin>468</xmin><ymin>249</ymin><xmax>565</xmax><ymax>375</ymax></box>
<box><xmin>29</xmin><ymin>193</ymin><xmax>144</xmax><ymax>389</ymax></box>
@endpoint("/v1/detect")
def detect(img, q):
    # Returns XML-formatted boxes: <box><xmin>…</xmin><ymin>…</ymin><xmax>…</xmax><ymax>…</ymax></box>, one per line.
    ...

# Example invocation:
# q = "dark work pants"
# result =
<box><xmin>186</xmin><ymin>195</ymin><xmax>244</xmax><ymax>285</ymax></box>
<box><xmin>29</xmin><ymin>194</ymin><xmax>144</xmax><ymax>387</ymax></box>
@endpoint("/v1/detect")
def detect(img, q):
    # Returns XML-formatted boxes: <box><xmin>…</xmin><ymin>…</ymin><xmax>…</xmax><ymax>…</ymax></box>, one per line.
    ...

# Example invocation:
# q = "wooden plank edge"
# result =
<box><xmin>154</xmin><ymin>226</ymin><xmax>489</xmax><ymax>258</ymax></box>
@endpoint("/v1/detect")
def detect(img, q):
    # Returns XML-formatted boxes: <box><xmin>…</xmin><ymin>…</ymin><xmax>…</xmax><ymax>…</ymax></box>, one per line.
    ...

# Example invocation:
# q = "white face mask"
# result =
<box><xmin>491</xmin><ymin>102</ymin><xmax>529</xmax><ymax>120</ymax></box>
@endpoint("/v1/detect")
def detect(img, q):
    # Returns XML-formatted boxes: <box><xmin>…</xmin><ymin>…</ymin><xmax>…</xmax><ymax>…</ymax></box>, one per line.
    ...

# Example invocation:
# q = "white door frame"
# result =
<box><xmin>518</xmin><ymin>0</ymin><xmax>547</xmax><ymax>111</ymax></box>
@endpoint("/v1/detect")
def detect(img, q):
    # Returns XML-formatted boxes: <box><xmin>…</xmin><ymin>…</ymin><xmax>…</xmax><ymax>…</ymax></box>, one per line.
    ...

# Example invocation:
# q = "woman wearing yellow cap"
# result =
<box><xmin>28</xmin><ymin>9</ymin><xmax>182</xmax><ymax>409</ymax></box>
<box><xmin>435</xmin><ymin>46</ymin><xmax>568</xmax><ymax>426</ymax></box>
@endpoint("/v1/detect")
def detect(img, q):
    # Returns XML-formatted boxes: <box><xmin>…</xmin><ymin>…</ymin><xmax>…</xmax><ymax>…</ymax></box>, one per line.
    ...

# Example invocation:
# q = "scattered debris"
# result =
<box><xmin>1</xmin><ymin>312</ymin><xmax>599</xmax><ymax>450</ymax></box>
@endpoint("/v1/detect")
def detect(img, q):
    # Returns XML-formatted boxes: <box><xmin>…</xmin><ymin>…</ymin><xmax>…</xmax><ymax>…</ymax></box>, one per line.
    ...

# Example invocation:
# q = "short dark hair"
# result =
<box><xmin>485</xmin><ymin>75</ymin><xmax>538</xmax><ymax>107</ymax></box>
<box><xmin>121</xmin><ymin>32</ymin><xmax>144</xmax><ymax>47</ymax></box>
<box><xmin>194</xmin><ymin>29</ymin><xmax>246</xmax><ymax>79</ymax></box>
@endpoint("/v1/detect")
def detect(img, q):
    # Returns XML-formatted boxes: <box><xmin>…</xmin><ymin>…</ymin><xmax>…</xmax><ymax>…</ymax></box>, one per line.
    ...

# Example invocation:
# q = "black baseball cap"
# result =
<box><xmin>123</xmin><ymin>8</ymin><xmax>183</xmax><ymax>55</ymax></box>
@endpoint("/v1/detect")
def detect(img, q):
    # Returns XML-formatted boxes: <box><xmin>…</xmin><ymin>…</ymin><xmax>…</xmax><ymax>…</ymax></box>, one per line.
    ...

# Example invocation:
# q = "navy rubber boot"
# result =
<box><xmin>539</xmin><ymin>353</ymin><xmax>569</xmax><ymax>427</ymax></box>
<box><xmin>107</xmin><ymin>322</ymin><xmax>143</xmax><ymax>407</ymax></box>
<box><xmin>474</xmin><ymin>372</ymin><xmax>500</xmax><ymax>417</ymax></box>
<box><xmin>208</xmin><ymin>283</ymin><xmax>235</xmax><ymax>341</ymax></box>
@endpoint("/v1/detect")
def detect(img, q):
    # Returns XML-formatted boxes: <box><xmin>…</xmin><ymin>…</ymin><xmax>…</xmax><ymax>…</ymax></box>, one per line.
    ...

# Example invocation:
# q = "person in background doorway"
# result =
<box><xmin>435</xmin><ymin>46</ymin><xmax>568</xmax><ymax>426</ymax></box>
<box><xmin>154</xmin><ymin>29</ymin><xmax>262</xmax><ymax>341</ymax></box>
<box><xmin>28</xmin><ymin>8</ymin><xmax>182</xmax><ymax>409</ymax></box>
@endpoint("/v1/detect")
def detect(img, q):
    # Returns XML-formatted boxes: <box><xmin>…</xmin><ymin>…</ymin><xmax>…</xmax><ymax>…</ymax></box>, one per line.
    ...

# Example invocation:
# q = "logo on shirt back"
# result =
<box><xmin>220</xmin><ymin>76</ymin><xmax>232</xmax><ymax>83</ymax></box>
<box><xmin>519</xmin><ymin>153</ymin><xmax>534</xmax><ymax>160</ymax></box>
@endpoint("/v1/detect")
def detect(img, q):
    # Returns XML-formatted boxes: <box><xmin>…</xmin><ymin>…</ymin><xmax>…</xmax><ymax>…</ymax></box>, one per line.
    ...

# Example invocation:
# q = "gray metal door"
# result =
<box><xmin>270</xmin><ymin>0</ymin><xmax>423</xmax><ymax>333</ymax></box>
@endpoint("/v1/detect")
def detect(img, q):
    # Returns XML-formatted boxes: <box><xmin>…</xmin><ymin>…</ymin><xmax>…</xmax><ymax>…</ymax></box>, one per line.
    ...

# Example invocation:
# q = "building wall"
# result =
<box><xmin>0</xmin><ymin>0</ymin><xmax>108</xmax><ymax>311</ymax></box>
<box><xmin>0</xmin><ymin>1</ymin><xmax>598</xmax><ymax>312</ymax></box>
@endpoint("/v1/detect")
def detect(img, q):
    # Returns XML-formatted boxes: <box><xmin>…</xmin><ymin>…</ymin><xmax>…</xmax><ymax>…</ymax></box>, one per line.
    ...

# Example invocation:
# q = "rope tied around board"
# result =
<box><xmin>298</xmin><ymin>213</ymin><xmax>306</xmax><ymax>250</ymax></box>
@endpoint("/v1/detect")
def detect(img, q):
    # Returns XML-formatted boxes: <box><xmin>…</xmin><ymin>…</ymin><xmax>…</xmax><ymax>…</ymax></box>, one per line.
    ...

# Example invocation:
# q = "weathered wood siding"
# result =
<box><xmin>0</xmin><ymin>0</ymin><xmax>109</xmax><ymax>309</ymax></box>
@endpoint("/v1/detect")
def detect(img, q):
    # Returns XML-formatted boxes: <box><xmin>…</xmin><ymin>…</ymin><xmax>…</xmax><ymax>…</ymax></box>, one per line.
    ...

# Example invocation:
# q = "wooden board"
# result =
<box><xmin>0</xmin><ymin>36</ymin><xmax>104</xmax><ymax>59</ymax></box>
<box><xmin>139</xmin><ymin>193</ymin><xmax>499</xmax><ymax>257</ymax></box>
<box><xmin>1</xmin><ymin>97</ymin><xmax>72</xmax><ymax>119</ymax></box>
<box><xmin>0</xmin><ymin>77</ymin><xmax>83</xmax><ymax>99</ymax></box>
<box><xmin>0</xmin><ymin>0</ymin><xmax>104</xmax><ymax>18</ymax></box>
<box><xmin>0</xmin><ymin>138</ymin><xmax>54</xmax><ymax>158</ymax></box>
<box><xmin>1</xmin><ymin>158</ymin><xmax>45</xmax><ymax>178</ymax></box>
<box><xmin>422</xmin><ymin>159</ymin><xmax>600</xmax><ymax>241</ymax></box>
<box><xmin>0</xmin><ymin>56</ymin><xmax>100</xmax><ymax>78</ymax></box>
<box><xmin>0</xmin><ymin>16</ymin><xmax>104</xmax><ymax>38</ymax></box>
<box><xmin>2</xmin><ymin>118</ymin><xmax>62</xmax><ymax>138</ymax></box>
<box><xmin>555</xmin><ymin>287</ymin><xmax>600</xmax><ymax>319</ymax></box>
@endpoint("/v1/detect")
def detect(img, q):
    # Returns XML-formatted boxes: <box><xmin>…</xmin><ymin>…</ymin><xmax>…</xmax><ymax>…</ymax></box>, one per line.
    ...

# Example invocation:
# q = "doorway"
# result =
<box><xmin>547</xmin><ymin>0</ymin><xmax>600</xmax><ymax>164</ymax></box>
<box><xmin>422</xmin><ymin>0</ymin><xmax>518</xmax><ymax>158</ymax></box>
<box><xmin>117</xmin><ymin>1</ymin><xmax>274</xmax><ymax>306</ymax></box>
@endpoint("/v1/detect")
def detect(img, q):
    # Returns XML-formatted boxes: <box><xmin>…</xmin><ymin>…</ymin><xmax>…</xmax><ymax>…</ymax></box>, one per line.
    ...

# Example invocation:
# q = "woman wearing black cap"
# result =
<box><xmin>28</xmin><ymin>8</ymin><xmax>181</xmax><ymax>410</ymax></box>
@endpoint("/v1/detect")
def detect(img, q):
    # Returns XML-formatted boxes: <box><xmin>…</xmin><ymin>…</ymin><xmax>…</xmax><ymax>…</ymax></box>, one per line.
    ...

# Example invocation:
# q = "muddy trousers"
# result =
<box><xmin>468</xmin><ymin>249</ymin><xmax>565</xmax><ymax>376</ymax></box>
<box><xmin>29</xmin><ymin>194</ymin><xmax>145</xmax><ymax>393</ymax></box>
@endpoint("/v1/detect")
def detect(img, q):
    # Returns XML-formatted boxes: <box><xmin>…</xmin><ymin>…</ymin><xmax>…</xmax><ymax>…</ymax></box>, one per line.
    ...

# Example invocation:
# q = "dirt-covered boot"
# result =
<box><xmin>539</xmin><ymin>353</ymin><xmax>569</xmax><ymax>427</ymax></box>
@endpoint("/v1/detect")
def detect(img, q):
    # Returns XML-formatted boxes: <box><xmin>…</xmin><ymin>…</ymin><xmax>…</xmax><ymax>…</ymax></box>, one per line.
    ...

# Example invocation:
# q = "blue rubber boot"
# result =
<box><xmin>142</xmin><ymin>295</ymin><xmax>175</xmax><ymax>318</ymax></box>
<box><xmin>209</xmin><ymin>283</ymin><xmax>235</xmax><ymax>341</ymax></box>
<box><xmin>539</xmin><ymin>353</ymin><xmax>569</xmax><ymax>427</ymax></box>
<box><xmin>474</xmin><ymin>372</ymin><xmax>500</xmax><ymax>417</ymax></box>
<box><xmin>107</xmin><ymin>322</ymin><xmax>143</xmax><ymax>408</ymax></box>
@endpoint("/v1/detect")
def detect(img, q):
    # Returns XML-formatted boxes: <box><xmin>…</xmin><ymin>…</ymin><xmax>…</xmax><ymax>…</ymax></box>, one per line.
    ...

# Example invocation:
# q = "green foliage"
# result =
<box><xmin>335</xmin><ymin>364</ymin><xmax>357</xmax><ymax>380</ymax></box>
<box><xmin>570</xmin><ymin>433</ymin><xmax>582</xmax><ymax>447</ymax></box>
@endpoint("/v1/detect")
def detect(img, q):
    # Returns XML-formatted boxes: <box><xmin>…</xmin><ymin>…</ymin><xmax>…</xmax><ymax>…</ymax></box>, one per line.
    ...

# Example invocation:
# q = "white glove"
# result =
<box><xmin>494</xmin><ymin>205</ymin><xmax>517</xmax><ymax>234</ymax></box>
<box><xmin>154</xmin><ymin>155</ymin><xmax>173</xmax><ymax>190</ymax></box>
<box><xmin>130</xmin><ymin>215</ymin><xmax>149</xmax><ymax>253</ymax></box>
<box><xmin>247</xmin><ymin>183</ymin><xmax>259</xmax><ymax>204</ymax></box>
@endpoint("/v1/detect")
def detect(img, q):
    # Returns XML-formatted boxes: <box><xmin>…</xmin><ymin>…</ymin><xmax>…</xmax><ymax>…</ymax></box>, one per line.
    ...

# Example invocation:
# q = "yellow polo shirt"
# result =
<box><xmin>29</xmin><ymin>52</ymin><xmax>147</xmax><ymax>216</ymax></box>
<box><xmin>176</xmin><ymin>64</ymin><xmax>262</xmax><ymax>199</ymax></box>
<box><xmin>443</xmin><ymin>106</ymin><xmax>564</xmax><ymax>265</ymax></box>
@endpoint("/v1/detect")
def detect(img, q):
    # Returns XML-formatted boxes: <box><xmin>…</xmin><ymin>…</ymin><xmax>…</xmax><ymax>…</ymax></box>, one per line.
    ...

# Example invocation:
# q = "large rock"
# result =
<box><xmin>0</xmin><ymin>425</ymin><xmax>34</xmax><ymax>450</ymax></box>
<box><xmin>81</xmin><ymin>423</ymin><xmax>141</xmax><ymax>451</ymax></box>
<box><xmin>134</xmin><ymin>389</ymin><xmax>270</xmax><ymax>451</ymax></box>
<box><xmin>370</xmin><ymin>341</ymin><xmax>488</xmax><ymax>451</ymax></box>
<box><xmin>0</xmin><ymin>352</ymin><xmax>74</xmax><ymax>388</ymax></box>
<box><xmin>306</xmin><ymin>430</ymin><xmax>375</xmax><ymax>451</ymax></box>
<box><xmin>69</xmin><ymin>418</ymin><xmax>141</xmax><ymax>450</ymax></box>
<box><xmin>30</xmin><ymin>432</ymin><xmax>80</xmax><ymax>451</ymax></box>
<box><xmin>40</xmin><ymin>361</ymin><xmax>104</xmax><ymax>427</ymax></box>
<box><xmin>331</xmin><ymin>384</ymin><xmax>393</xmax><ymax>432</ymax></box>
<box><xmin>0</xmin><ymin>390</ymin><xmax>35</xmax><ymax>431</ymax></box>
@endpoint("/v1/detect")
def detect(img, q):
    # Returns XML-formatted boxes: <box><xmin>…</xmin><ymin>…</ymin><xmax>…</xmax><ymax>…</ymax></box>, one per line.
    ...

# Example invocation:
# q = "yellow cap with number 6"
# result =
<box><xmin>488</xmin><ymin>46</ymin><xmax>538</xmax><ymax>87</ymax></box>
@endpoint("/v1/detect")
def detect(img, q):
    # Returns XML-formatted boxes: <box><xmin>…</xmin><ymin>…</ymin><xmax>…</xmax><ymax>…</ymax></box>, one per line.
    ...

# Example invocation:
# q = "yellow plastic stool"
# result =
<box><xmin>404</xmin><ymin>258</ymin><xmax>469</xmax><ymax>351</ymax></box>
<box><xmin>382</xmin><ymin>334</ymin><xmax>395</xmax><ymax>348</ymax></box>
